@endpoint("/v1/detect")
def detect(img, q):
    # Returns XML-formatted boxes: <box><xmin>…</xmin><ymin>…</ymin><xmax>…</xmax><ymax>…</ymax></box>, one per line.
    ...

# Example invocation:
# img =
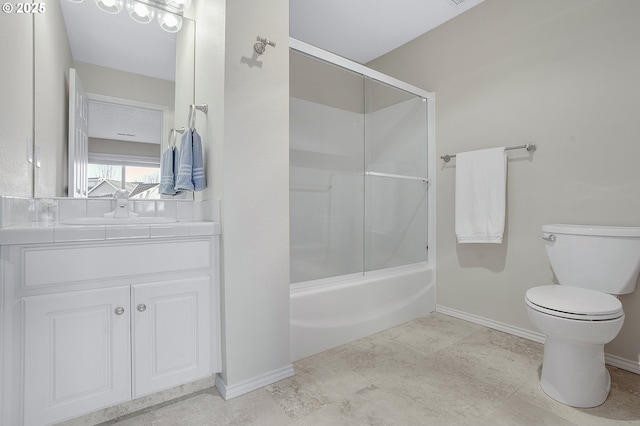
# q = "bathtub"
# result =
<box><xmin>290</xmin><ymin>262</ymin><xmax>436</xmax><ymax>361</ymax></box>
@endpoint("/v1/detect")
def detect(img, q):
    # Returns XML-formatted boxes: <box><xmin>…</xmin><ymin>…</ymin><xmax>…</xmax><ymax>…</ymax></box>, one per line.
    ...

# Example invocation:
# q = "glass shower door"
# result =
<box><xmin>289</xmin><ymin>51</ymin><xmax>365</xmax><ymax>283</ymax></box>
<box><xmin>364</xmin><ymin>77</ymin><xmax>428</xmax><ymax>272</ymax></box>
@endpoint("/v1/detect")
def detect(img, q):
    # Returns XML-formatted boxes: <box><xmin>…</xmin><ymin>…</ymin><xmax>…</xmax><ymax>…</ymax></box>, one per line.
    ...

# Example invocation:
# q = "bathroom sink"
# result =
<box><xmin>61</xmin><ymin>217</ymin><xmax>178</xmax><ymax>225</ymax></box>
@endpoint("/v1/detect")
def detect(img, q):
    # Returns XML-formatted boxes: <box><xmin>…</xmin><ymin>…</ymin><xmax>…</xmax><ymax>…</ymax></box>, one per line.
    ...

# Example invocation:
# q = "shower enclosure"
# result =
<box><xmin>289</xmin><ymin>39</ymin><xmax>436</xmax><ymax>360</ymax></box>
<box><xmin>290</xmin><ymin>42</ymin><xmax>432</xmax><ymax>282</ymax></box>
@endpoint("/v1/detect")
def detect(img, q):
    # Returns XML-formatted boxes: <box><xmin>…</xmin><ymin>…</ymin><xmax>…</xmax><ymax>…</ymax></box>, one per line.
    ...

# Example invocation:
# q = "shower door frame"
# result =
<box><xmin>289</xmin><ymin>37</ymin><xmax>437</xmax><ymax>279</ymax></box>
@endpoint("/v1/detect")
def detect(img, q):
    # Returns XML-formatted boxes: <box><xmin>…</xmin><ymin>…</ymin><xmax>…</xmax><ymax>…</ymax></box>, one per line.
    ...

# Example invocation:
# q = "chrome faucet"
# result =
<box><xmin>104</xmin><ymin>189</ymin><xmax>138</xmax><ymax>219</ymax></box>
<box><xmin>113</xmin><ymin>189</ymin><xmax>130</xmax><ymax>218</ymax></box>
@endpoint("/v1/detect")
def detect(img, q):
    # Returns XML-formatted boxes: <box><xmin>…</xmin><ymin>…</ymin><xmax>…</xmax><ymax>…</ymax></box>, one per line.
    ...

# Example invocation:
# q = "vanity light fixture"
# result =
<box><xmin>71</xmin><ymin>0</ymin><xmax>190</xmax><ymax>33</ymax></box>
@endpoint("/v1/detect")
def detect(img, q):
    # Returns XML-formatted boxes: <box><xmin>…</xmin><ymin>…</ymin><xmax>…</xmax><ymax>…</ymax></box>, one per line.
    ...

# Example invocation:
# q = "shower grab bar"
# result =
<box><xmin>365</xmin><ymin>171</ymin><xmax>428</xmax><ymax>183</ymax></box>
<box><xmin>440</xmin><ymin>143</ymin><xmax>536</xmax><ymax>162</ymax></box>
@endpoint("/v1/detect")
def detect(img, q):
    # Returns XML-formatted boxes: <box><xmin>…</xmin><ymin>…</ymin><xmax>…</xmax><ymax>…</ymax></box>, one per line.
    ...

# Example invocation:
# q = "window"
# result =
<box><xmin>88</xmin><ymin>153</ymin><xmax>160</xmax><ymax>199</ymax></box>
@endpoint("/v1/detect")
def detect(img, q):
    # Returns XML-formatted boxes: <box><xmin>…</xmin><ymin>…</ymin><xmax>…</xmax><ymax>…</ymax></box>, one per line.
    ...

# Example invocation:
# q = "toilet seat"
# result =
<box><xmin>526</xmin><ymin>285</ymin><xmax>623</xmax><ymax>321</ymax></box>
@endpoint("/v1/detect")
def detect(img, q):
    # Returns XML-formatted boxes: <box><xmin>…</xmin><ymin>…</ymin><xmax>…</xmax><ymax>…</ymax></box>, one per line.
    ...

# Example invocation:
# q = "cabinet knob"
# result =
<box><xmin>137</xmin><ymin>303</ymin><xmax>147</xmax><ymax>312</ymax></box>
<box><xmin>114</xmin><ymin>306</ymin><xmax>125</xmax><ymax>315</ymax></box>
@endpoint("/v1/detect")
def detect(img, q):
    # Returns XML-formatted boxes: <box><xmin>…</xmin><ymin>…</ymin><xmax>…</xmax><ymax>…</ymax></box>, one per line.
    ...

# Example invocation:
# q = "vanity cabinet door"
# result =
<box><xmin>23</xmin><ymin>286</ymin><xmax>132</xmax><ymax>426</ymax></box>
<box><xmin>132</xmin><ymin>276</ymin><xmax>212</xmax><ymax>398</ymax></box>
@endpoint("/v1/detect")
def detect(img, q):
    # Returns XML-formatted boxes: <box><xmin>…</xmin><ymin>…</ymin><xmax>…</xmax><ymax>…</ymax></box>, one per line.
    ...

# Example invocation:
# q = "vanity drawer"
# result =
<box><xmin>22</xmin><ymin>239</ymin><xmax>211</xmax><ymax>287</ymax></box>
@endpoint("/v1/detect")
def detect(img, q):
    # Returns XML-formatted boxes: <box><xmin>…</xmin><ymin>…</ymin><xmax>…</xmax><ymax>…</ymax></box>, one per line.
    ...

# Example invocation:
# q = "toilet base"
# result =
<box><xmin>540</xmin><ymin>337</ymin><xmax>611</xmax><ymax>408</ymax></box>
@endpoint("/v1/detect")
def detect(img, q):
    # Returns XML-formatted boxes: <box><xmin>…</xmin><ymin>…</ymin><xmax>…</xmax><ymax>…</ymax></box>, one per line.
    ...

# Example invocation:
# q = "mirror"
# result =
<box><xmin>0</xmin><ymin>10</ymin><xmax>33</xmax><ymax>198</ymax></box>
<box><xmin>29</xmin><ymin>0</ymin><xmax>195</xmax><ymax>199</ymax></box>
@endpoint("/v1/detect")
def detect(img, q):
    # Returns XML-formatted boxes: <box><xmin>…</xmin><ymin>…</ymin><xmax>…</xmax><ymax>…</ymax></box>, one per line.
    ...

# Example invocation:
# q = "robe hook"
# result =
<box><xmin>254</xmin><ymin>36</ymin><xmax>276</xmax><ymax>55</ymax></box>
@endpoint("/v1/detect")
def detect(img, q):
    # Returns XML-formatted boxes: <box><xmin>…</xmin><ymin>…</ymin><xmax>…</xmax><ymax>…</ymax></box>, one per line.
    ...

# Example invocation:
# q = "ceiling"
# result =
<box><xmin>59</xmin><ymin>0</ymin><xmax>485</xmax><ymax>81</ymax></box>
<box><xmin>290</xmin><ymin>0</ymin><xmax>485</xmax><ymax>64</ymax></box>
<box><xmin>60</xmin><ymin>0</ymin><xmax>178</xmax><ymax>81</ymax></box>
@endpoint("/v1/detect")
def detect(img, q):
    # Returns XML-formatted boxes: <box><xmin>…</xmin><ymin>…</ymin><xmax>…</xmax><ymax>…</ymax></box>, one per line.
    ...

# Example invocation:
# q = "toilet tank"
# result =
<box><xmin>543</xmin><ymin>224</ymin><xmax>640</xmax><ymax>295</ymax></box>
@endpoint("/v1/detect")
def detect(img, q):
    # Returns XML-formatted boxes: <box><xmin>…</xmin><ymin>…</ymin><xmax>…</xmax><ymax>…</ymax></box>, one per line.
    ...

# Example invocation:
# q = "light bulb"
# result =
<box><xmin>157</xmin><ymin>10</ymin><xmax>182</xmax><ymax>33</ymax></box>
<box><xmin>94</xmin><ymin>0</ymin><xmax>124</xmax><ymax>14</ymax></box>
<box><xmin>127</xmin><ymin>0</ymin><xmax>155</xmax><ymax>24</ymax></box>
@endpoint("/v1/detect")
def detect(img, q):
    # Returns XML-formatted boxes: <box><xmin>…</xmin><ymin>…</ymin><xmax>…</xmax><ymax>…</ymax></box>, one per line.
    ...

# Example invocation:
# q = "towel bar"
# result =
<box><xmin>188</xmin><ymin>104</ymin><xmax>208</xmax><ymax>129</ymax></box>
<box><xmin>441</xmin><ymin>143</ymin><xmax>536</xmax><ymax>162</ymax></box>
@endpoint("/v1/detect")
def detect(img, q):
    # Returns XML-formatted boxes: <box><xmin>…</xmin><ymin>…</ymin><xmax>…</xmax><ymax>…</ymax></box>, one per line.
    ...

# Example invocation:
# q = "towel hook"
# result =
<box><xmin>254</xmin><ymin>36</ymin><xmax>276</xmax><ymax>55</ymax></box>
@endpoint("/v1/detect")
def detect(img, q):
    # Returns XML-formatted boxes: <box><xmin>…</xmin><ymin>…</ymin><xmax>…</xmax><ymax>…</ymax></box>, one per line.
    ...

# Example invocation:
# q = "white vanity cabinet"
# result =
<box><xmin>23</xmin><ymin>286</ymin><xmax>133</xmax><ymax>426</ymax></box>
<box><xmin>131</xmin><ymin>276</ymin><xmax>212</xmax><ymax>397</ymax></box>
<box><xmin>1</xmin><ymin>234</ymin><xmax>221</xmax><ymax>426</ymax></box>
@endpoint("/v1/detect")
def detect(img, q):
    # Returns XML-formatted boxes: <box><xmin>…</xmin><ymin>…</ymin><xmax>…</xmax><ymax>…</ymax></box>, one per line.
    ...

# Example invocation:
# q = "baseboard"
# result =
<box><xmin>605</xmin><ymin>353</ymin><xmax>640</xmax><ymax>375</ymax></box>
<box><xmin>215</xmin><ymin>364</ymin><xmax>295</xmax><ymax>400</ymax></box>
<box><xmin>435</xmin><ymin>305</ymin><xmax>546</xmax><ymax>344</ymax></box>
<box><xmin>435</xmin><ymin>305</ymin><xmax>640</xmax><ymax>375</ymax></box>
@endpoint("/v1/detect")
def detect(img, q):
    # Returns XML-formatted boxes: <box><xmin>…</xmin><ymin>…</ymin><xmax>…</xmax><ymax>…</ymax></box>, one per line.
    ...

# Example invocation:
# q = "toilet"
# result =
<box><xmin>526</xmin><ymin>224</ymin><xmax>640</xmax><ymax>408</ymax></box>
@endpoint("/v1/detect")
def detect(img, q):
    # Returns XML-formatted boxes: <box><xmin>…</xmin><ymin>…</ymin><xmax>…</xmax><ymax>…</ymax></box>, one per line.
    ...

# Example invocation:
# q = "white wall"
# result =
<box><xmin>0</xmin><ymin>12</ymin><xmax>33</xmax><ymax>197</ymax></box>
<box><xmin>369</xmin><ymin>0</ymin><xmax>640</xmax><ymax>366</ymax></box>
<box><xmin>192</xmin><ymin>0</ymin><xmax>291</xmax><ymax>392</ymax></box>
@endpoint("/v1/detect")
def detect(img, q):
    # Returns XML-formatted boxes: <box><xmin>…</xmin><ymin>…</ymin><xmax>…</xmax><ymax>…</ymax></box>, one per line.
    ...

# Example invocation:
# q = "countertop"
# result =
<box><xmin>0</xmin><ymin>220</ymin><xmax>221</xmax><ymax>245</ymax></box>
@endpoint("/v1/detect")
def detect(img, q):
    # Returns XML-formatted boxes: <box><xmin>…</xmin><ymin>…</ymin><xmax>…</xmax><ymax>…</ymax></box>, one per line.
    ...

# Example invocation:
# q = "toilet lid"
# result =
<box><xmin>526</xmin><ymin>285</ymin><xmax>623</xmax><ymax>320</ymax></box>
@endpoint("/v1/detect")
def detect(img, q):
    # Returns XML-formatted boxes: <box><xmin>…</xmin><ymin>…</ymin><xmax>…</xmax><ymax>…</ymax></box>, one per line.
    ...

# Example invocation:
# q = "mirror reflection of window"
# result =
<box><xmin>88</xmin><ymin>156</ymin><xmax>160</xmax><ymax>199</ymax></box>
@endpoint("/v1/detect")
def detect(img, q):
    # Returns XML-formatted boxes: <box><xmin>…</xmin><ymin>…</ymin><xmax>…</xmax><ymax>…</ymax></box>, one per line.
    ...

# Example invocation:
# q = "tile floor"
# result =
<box><xmin>101</xmin><ymin>313</ymin><xmax>640</xmax><ymax>425</ymax></box>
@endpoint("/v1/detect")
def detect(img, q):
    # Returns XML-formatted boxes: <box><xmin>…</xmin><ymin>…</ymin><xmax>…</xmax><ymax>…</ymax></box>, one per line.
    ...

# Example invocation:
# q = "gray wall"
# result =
<box><xmin>193</xmin><ymin>0</ymin><xmax>291</xmax><ymax>390</ymax></box>
<box><xmin>74</xmin><ymin>61</ymin><xmax>175</xmax><ymax>108</ymax></box>
<box><xmin>369</xmin><ymin>0</ymin><xmax>640</xmax><ymax>365</ymax></box>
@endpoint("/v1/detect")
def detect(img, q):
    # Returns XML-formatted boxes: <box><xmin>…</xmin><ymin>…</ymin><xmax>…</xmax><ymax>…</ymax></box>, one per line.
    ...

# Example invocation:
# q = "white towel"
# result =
<box><xmin>455</xmin><ymin>147</ymin><xmax>507</xmax><ymax>243</ymax></box>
